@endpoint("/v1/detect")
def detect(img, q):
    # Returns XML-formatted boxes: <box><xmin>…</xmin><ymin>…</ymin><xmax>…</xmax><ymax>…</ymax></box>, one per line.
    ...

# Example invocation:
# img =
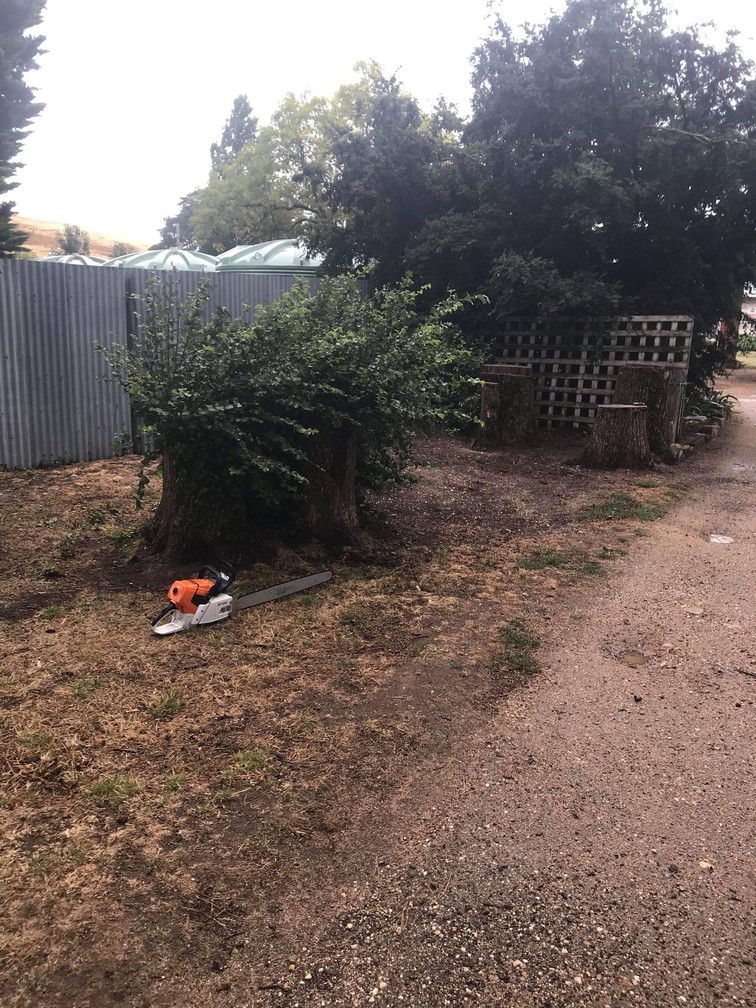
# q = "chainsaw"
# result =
<box><xmin>150</xmin><ymin>563</ymin><xmax>332</xmax><ymax>636</ymax></box>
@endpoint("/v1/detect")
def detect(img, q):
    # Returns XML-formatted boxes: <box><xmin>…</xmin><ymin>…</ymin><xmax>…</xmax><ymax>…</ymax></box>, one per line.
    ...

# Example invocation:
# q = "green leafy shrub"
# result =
<box><xmin>101</xmin><ymin>275</ymin><xmax>481</xmax><ymax>555</ymax></box>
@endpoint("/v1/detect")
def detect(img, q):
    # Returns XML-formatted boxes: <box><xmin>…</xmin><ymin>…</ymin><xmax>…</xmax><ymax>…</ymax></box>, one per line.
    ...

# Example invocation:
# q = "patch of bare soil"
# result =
<box><xmin>0</xmin><ymin>428</ymin><xmax>703</xmax><ymax>1007</ymax></box>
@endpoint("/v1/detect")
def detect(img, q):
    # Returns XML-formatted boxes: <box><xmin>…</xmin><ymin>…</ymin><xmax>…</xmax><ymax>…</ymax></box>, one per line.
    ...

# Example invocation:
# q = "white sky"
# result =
<box><xmin>12</xmin><ymin>0</ymin><xmax>756</xmax><ymax>246</ymax></box>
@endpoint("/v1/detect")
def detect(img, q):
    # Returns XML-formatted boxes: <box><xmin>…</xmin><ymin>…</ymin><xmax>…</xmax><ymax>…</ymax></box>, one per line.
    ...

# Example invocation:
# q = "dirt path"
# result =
<box><xmin>163</xmin><ymin>371</ymin><xmax>755</xmax><ymax>1008</ymax></box>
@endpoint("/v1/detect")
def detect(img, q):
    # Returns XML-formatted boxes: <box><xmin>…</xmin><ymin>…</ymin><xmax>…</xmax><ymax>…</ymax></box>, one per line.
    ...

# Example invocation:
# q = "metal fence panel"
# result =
<box><xmin>0</xmin><ymin>260</ymin><xmax>325</xmax><ymax>469</ymax></box>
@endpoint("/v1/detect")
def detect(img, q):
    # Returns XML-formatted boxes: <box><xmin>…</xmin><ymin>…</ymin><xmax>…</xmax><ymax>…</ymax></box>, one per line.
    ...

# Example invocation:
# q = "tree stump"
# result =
<box><xmin>477</xmin><ymin>382</ymin><xmax>503</xmax><ymax>447</ymax></box>
<box><xmin>613</xmin><ymin>363</ymin><xmax>670</xmax><ymax>456</ymax></box>
<box><xmin>613</xmin><ymin>362</ymin><xmax>689</xmax><ymax>460</ymax></box>
<box><xmin>581</xmin><ymin>404</ymin><xmax>653</xmax><ymax>469</ymax></box>
<box><xmin>475</xmin><ymin>364</ymin><xmax>536</xmax><ymax>447</ymax></box>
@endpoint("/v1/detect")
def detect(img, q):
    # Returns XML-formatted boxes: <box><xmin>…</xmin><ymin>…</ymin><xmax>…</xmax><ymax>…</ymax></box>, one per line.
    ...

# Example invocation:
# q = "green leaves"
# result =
<box><xmin>100</xmin><ymin>274</ymin><xmax>481</xmax><ymax>552</ymax></box>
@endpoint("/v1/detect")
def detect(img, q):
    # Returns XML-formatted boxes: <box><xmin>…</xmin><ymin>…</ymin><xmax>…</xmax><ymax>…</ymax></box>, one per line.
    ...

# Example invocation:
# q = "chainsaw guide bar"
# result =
<box><xmin>151</xmin><ymin>565</ymin><xmax>332</xmax><ymax>636</ymax></box>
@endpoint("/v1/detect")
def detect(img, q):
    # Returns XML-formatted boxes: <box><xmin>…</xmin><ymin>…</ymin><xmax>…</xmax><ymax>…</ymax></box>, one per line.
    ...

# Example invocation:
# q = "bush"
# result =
<box><xmin>101</xmin><ymin>274</ymin><xmax>482</xmax><ymax>556</ymax></box>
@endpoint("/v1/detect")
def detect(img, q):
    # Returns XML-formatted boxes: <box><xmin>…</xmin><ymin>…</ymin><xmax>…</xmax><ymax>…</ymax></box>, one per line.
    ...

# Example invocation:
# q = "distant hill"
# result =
<box><xmin>14</xmin><ymin>216</ymin><xmax>151</xmax><ymax>259</ymax></box>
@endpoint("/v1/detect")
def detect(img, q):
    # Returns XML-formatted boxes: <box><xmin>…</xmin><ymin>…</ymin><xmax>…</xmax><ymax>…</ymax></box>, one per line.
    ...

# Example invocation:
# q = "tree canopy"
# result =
<box><xmin>0</xmin><ymin>0</ymin><xmax>46</xmax><ymax>257</ymax></box>
<box><xmin>164</xmin><ymin>0</ymin><xmax>756</xmax><ymax>377</ymax></box>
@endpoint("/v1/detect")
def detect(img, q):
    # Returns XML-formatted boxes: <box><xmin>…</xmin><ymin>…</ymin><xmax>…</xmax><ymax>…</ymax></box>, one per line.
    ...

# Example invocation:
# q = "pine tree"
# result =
<box><xmin>209</xmin><ymin>95</ymin><xmax>258</xmax><ymax>176</ymax></box>
<box><xmin>0</xmin><ymin>0</ymin><xmax>46</xmax><ymax>257</ymax></box>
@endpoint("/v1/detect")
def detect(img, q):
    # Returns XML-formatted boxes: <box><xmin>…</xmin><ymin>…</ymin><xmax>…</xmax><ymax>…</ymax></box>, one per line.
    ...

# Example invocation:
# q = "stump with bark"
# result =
<box><xmin>303</xmin><ymin>421</ymin><xmax>359</xmax><ymax>547</ymax></box>
<box><xmin>613</xmin><ymin>362</ymin><xmax>688</xmax><ymax>460</ymax></box>
<box><xmin>581</xmin><ymin>404</ymin><xmax>653</xmax><ymax>469</ymax></box>
<box><xmin>475</xmin><ymin>364</ymin><xmax>537</xmax><ymax>447</ymax></box>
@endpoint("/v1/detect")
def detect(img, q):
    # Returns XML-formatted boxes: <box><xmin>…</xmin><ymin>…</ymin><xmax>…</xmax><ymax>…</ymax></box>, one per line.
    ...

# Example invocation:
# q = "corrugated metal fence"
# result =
<box><xmin>0</xmin><ymin>259</ymin><xmax>319</xmax><ymax>469</ymax></box>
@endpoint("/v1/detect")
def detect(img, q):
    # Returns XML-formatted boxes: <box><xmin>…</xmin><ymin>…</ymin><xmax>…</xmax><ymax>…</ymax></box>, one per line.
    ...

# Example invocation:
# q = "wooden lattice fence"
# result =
<box><xmin>492</xmin><ymin>316</ymin><xmax>694</xmax><ymax>428</ymax></box>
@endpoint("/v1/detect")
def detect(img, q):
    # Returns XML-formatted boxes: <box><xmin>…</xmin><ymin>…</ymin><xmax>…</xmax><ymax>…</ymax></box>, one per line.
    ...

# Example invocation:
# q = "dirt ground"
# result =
<box><xmin>0</xmin><ymin>375</ymin><xmax>752</xmax><ymax>1007</ymax></box>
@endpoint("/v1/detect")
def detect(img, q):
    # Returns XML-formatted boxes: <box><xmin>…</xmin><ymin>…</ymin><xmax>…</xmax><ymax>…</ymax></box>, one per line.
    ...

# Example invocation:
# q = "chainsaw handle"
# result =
<box><xmin>150</xmin><ymin>603</ymin><xmax>176</xmax><ymax>627</ymax></box>
<box><xmin>197</xmin><ymin>562</ymin><xmax>235</xmax><ymax>596</ymax></box>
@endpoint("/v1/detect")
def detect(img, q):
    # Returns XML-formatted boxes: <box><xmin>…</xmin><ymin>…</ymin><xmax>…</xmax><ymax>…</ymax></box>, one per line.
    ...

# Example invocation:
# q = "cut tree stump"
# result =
<box><xmin>612</xmin><ymin>362</ymin><xmax>689</xmax><ymax>459</ymax></box>
<box><xmin>475</xmin><ymin>364</ymin><xmax>536</xmax><ymax>447</ymax></box>
<box><xmin>477</xmin><ymin>382</ymin><xmax>503</xmax><ymax>447</ymax></box>
<box><xmin>581</xmin><ymin>404</ymin><xmax>653</xmax><ymax>469</ymax></box>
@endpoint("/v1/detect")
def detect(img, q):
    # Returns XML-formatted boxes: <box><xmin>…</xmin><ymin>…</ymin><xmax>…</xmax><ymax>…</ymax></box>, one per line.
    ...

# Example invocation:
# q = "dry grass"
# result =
<box><xmin>0</xmin><ymin>439</ymin><xmax>684</xmax><ymax>1006</ymax></box>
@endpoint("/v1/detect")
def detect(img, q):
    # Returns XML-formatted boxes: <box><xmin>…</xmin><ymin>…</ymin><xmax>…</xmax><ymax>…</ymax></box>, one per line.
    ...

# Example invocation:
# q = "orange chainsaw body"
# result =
<box><xmin>167</xmin><ymin>577</ymin><xmax>216</xmax><ymax>614</ymax></box>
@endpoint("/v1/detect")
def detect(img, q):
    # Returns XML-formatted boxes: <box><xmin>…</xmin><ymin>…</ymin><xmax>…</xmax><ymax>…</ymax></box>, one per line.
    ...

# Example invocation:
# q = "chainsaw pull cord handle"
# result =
<box><xmin>196</xmin><ymin>562</ymin><xmax>236</xmax><ymax>597</ymax></box>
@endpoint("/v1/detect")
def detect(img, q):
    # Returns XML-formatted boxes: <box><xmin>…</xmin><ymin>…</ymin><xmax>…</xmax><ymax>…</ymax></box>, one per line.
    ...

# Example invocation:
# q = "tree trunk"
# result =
<box><xmin>718</xmin><ymin>318</ymin><xmax>739</xmax><ymax>369</ymax></box>
<box><xmin>304</xmin><ymin>422</ymin><xmax>359</xmax><ymax>547</ymax></box>
<box><xmin>613</xmin><ymin>363</ymin><xmax>671</xmax><ymax>456</ymax></box>
<box><xmin>581</xmin><ymin>404</ymin><xmax>653</xmax><ymax>469</ymax></box>
<box><xmin>147</xmin><ymin>452</ymin><xmax>193</xmax><ymax>557</ymax></box>
<box><xmin>475</xmin><ymin>364</ymin><xmax>537</xmax><ymax>447</ymax></box>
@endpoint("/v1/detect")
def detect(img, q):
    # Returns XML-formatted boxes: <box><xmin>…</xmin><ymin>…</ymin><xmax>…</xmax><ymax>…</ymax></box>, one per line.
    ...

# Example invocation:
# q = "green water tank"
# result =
<box><xmin>215</xmin><ymin>239</ymin><xmax>323</xmax><ymax>273</ymax></box>
<box><xmin>101</xmin><ymin>247</ymin><xmax>218</xmax><ymax>271</ymax></box>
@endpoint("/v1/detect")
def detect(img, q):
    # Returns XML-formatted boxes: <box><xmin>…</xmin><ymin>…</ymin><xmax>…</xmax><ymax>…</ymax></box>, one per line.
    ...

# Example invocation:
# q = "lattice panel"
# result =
<box><xmin>492</xmin><ymin>316</ymin><xmax>694</xmax><ymax>428</ymax></box>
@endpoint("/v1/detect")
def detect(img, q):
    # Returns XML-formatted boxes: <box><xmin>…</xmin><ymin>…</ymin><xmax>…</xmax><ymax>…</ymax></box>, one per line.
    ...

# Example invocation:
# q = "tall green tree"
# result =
<box><xmin>310</xmin><ymin>65</ymin><xmax>462</xmax><ymax>285</ymax></box>
<box><xmin>0</xmin><ymin>0</ymin><xmax>46</xmax><ymax>257</ymax></box>
<box><xmin>191</xmin><ymin>90</ymin><xmax>342</xmax><ymax>252</ymax></box>
<box><xmin>210</xmin><ymin>94</ymin><xmax>258</xmax><ymax>177</ymax></box>
<box><xmin>452</xmin><ymin>0</ymin><xmax>756</xmax><ymax>367</ymax></box>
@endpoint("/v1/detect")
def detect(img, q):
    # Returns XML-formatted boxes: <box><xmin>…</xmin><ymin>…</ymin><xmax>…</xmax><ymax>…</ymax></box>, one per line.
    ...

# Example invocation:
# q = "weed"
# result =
<box><xmin>495</xmin><ymin>619</ymin><xmax>542</xmax><ymax>679</ymax></box>
<box><xmin>235</xmin><ymin>748</ymin><xmax>272</xmax><ymax>775</ymax></box>
<box><xmin>72</xmin><ymin>677</ymin><xmax>101</xmax><ymax>700</ymax></box>
<box><xmin>40</xmin><ymin>605</ymin><xmax>62</xmax><ymax>620</ymax></box>
<box><xmin>17</xmin><ymin>731</ymin><xmax>53</xmax><ymax>751</ymax></box>
<box><xmin>635</xmin><ymin>478</ymin><xmax>659</xmax><ymax>488</ymax></box>
<box><xmin>28</xmin><ymin>851</ymin><xmax>55</xmax><ymax>875</ymax></box>
<box><xmin>495</xmin><ymin>650</ymin><xmax>541</xmax><ymax>675</ymax></box>
<box><xmin>40</xmin><ymin>566</ymin><xmax>62</xmax><ymax>580</ymax></box>
<box><xmin>339</xmin><ymin>603</ymin><xmax>372</xmax><ymax>629</ymax></box>
<box><xmin>518</xmin><ymin>549</ymin><xmax>571</xmax><ymax>571</ymax></box>
<box><xmin>579</xmin><ymin>492</ymin><xmax>664</xmax><ymax>522</ymax></box>
<box><xmin>86</xmin><ymin>505</ymin><xmax>115</xmax><ymax>526</ymax></box>
<box><xmin>89</xmin><ymin>776</ymin><xmax>139</xmax><ymax>803</ymax></box>
<box><xmin>111</xmin><ymin>430</ymin><xmax>132</xmax><ymax>457</ymax></box>
<box><xmin>499</xmin><ymin>620</ymin><xmax>540</xmax><ymax>651</ymax></box>
<box><xmin>298</xmin><ymin>594</ymin><xmax>317</xmax><ymax>607</ymax></box>
<box><xmin>210</xmin><ymin>787</ymin><xmax>234</xmax><ymax>805</ymax></box>
<box><xmin>147</xmin><ymin>687</ymin><xmax>185</xmax><ymax>721</ymax></box>
<box><xmin>63</xmin><ymin>842</ymin><xmax>89</xmax><ymax>867</ymax></box>
<box><xmin>163</xmin><ymin>773</ymin><xmax>187</xmax><ymax>795</ymax></box>
<box><xmin>59</xmin><ymin>530</ymin><xmax>81</xmax><ymax>560</ymax></box>
<box><xmin>582</xmin><ymin>560</ymin><xmax>605</xmax><ymax>575</ymax></box>
<box><xmin>107</xmin><ymin>527</ymin><xmax>135</xmax><ymax>556</ymax></box>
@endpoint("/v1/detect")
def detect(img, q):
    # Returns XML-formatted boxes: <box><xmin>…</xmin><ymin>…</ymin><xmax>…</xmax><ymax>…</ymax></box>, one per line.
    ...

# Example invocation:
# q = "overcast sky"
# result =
<box><xmin>12</xmin><ymin>0</ymin><xmax>756</xmax><ymax>246</ymax></box>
